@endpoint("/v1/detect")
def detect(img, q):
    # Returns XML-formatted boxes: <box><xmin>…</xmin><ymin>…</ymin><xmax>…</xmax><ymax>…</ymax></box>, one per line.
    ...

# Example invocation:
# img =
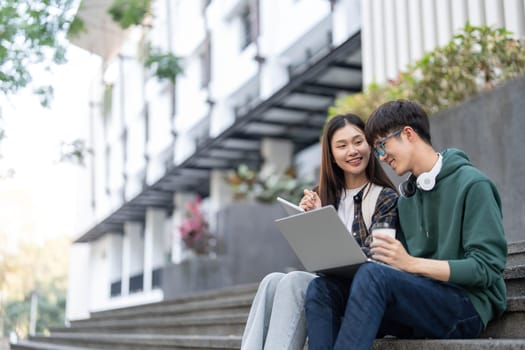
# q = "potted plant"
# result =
<box><xmin>144</xmin><ymin>47</ymin><xmax>183</xmax><ymax>84</ymax></box>
<box><xmin>227</xmin><ymin>164</ymin><xmax>312</xmax><ymax>204</ymax></box>
<box><xmin>178</xmin><ymin>196</ymin><xmax>214</xmax><ymax>255</ymax></box>
<box><xmin>107</xmin><ymin>0</ymin><xmax>151</xmax><ymax>29</ymax></box>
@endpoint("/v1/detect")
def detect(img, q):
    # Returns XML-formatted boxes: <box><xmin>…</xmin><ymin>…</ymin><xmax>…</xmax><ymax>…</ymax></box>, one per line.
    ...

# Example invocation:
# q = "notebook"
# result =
<box><xmin>276</xmin><ymin>196</ymin><xmax>305</xmax><ymax>216</ymax></box>
<box><xmin>274</xmin><ymin>205</ymin><xmax>394</xmax><ymax>278</ymax></box>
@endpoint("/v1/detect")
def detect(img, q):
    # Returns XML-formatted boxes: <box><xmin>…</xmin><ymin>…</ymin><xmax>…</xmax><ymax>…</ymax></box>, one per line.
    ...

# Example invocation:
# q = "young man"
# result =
<box><xmin>304</xmin><ymin>100</ymin><xmax>507</xmax><ymax>350</ymax></box>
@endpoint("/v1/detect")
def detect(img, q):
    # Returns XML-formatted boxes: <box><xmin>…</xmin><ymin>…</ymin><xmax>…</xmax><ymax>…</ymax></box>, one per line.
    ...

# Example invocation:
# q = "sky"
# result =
<box><xmin>0</xmin><ymin>46</ymin><xmax>100</xmax><ymax>249</ymax></box>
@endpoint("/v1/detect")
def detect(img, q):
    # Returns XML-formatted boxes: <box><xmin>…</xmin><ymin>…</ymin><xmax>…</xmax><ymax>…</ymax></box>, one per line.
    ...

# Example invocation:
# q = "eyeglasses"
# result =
<box><xmin>374</xmin><ymin>128</ymin><xmax>403</xmax><ymax>157</ymax></box>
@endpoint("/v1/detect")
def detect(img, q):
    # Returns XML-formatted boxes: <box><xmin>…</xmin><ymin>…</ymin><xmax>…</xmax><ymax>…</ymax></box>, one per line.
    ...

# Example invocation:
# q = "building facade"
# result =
<box><xmin>66</xmin><ymin>0</ymin><xmax>525</xmax><ymax>321</ymax></box>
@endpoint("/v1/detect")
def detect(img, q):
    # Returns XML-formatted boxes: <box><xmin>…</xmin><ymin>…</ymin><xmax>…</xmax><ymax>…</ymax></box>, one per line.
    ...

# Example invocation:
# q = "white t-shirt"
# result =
<box><xmin>337</xmin><ymin>183</ymin><xmax>383</xmax><ymax>232</ymax></box>
<box><xmin>338</xmin><ymin>185</ymin><xmax>366</xmax><ymax>231</ymax></box>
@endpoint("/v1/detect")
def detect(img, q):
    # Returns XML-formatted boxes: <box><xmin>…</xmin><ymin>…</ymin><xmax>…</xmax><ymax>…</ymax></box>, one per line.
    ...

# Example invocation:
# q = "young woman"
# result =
<box><xmin>240</xmin><ymin>113</ymin><xmax>398</xmax><ymax>350</ymax></box>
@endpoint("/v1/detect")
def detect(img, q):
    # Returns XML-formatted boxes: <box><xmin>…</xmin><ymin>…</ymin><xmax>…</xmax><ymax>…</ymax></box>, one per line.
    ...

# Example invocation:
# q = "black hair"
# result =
<box><xmin>318</xmin><ymin>114</ymin><xmax>396</xmax><ymax>208</ymax></box>
<box><xmin>365</xmin><ymin>100</ymin><xmax>432</xmax><ymax>146</ymax></box>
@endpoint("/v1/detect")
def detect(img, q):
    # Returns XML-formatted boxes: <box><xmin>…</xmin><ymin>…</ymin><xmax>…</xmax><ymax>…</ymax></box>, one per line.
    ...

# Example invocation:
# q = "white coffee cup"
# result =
<box><xmin>371</xmin><ymin>222</ymin><xmax>396</xmax><ymax>242</ymax></box>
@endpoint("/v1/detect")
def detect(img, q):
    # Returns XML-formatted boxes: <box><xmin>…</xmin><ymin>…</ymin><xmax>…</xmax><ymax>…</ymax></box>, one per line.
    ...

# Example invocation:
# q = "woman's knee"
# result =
<box><xmin>259</xmin><ymin>272</ymin><xmax>286</xmax><ymax>292</ymax></box>
<box><xmin>281</xmin><ymin>271</ymin><xmax>315</xmax><ymax>289</ymax></box>
<box><xmin>273</xmin><ymin>271</ymin><xmax>315</xmax><ymax>301</ymax></box>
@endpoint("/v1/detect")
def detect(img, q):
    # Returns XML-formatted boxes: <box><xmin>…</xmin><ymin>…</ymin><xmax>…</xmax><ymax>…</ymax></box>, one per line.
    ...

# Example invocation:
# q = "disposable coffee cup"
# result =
<box><xmin>372</xmin><ymin>222</ymin><xmax>396</xmax><ymax>242</ymax></box>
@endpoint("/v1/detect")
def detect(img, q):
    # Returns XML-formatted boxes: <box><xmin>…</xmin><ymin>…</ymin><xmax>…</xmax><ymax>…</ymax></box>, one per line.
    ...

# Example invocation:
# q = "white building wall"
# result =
<box><xmin>207</xmin><ymin>0</ymin><xmax>258</xmax><ymax>93</ymax></box>
<box><xmin>88</xmin><ymin>235</ymin><xmax>111</xmax><ymax>311</ymax></box>
<box><xmin>363</xmin><ymin>0</ymin><xmax>525</xmax><ymax>85</ymax></box>
<box><xmin>169</xmin><ymin>0</ymin><xmax>209</xmax><ymax>165</ymax></box>
<box><xmin>65</xmin><ymin>243</ymin><xmax>91</xmax><ymax>321</ymax></box>
<box><xmin>332</xmin><ymin>0</ymin><xmax>361</xmax><ymax>46</ymax></box>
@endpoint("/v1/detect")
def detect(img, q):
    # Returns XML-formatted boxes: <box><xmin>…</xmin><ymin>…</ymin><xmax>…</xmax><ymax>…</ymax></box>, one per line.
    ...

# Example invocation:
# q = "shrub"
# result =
<box><xmin>227</xmin><ymin>164</ymin><xmax>312</xmax><ymax>204</ymax></box>
<box><xmin>328</xmin><ymin>23</ymin><xmax>525</xmax><ymax>121</ymax></box>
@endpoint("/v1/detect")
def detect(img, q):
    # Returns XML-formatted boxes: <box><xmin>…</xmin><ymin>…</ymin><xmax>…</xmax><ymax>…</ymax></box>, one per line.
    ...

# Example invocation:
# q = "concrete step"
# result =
<box><xmin>79</xmin><ymin>283</ymin><xmax>257</xmax><ymax>322</ymax></box>
<box><xmin>483</xmin><ymin>296</ymin><xmax>525</xmax><ymax>338</ymax></box>
<box><xmin>27</xmin><ymin>333</ymin><xmax>242</xmax><ymax>350</ymax></box>
<box><xmin>504</xmin><ymin>265</ymin><xmax>525</xmax><ymax>298</ymax></box>
<box><xmin>508</xmin><ymin>241</ymin><xmax>525</xmax><ymax>267</ymax></box>
<box><xmin>372</xmin><ymin>338</ymin><xmax>525</xmax><ymax>349</ymax></box>
<box><xmin>11</xmin><ymin>341</ymin><xmax>104</xmax><ymax>350</ymax></box>
<box><xmin>16</xmin><ymin>336</ymin><xmax>525</xmax><ymax>350</ymax></box>
<box><xmin>71</xmin><ymin>294</ymin><xmax>253</xmax><ymax>325</ymax></box>
<box><xmin>53</xmin><ymin>313</ymin><xmax>249</xmax><ymax>336</ymax></box>
<box><xmin>16</xmin><ymin>247</ymin><xmax>524</xmax><ymax>350</ymax></box>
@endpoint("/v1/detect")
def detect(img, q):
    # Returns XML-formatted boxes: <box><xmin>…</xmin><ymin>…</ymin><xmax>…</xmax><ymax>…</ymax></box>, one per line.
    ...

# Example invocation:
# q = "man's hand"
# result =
<box><xmin>370</xmin><ymin>233</ymin><xmax>414</xmax><ymax>270</ymax></box>
<box><xmin>371</xmin><ymin>233</ymin><xmax>451</xmax><ymax>282</ymax></box>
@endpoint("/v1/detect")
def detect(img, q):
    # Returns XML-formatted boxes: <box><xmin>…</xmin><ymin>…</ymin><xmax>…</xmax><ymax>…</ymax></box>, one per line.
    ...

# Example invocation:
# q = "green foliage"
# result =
<box><xmin>107</xmin><ymin>0</ymin><xmax>151</xmax><ymax>29</ymax></box>
<box><xmin>0</xmin><ymin>0</ymin><xmax>76</xmax><ymax>107</ymax></box>
<box><xmin>227</xmin><ymin>164</ymin><xmax>312</xmax><ymax>204</ymax></box>
<box><xmin>33</xmin><ymin>85</ymin><xmax>54</xmax><ymax>109</ymax></box>
<box><xmin>408</xmin><ymin>23</ymin><xmax>525</xmax><ymax>114</ymax></box>
<box><xmin>3</xmin><ymin>281</ymin><xmax>66</xmax><ymax>337</ymax></box>
<box><xmin>328</xmin><ymin>82</ymin><xmax>409</xmax><ymax>121</ymax></box>
<box><xmin>329</xmin><ymin>23</ymin><xmax>525</xmax><ymax>120</ymax></box>
<box><xmin>144</xmin><ymin>47</ymin><xmax>183</xmax><ymax>84</ymax></box>
<box><xmin>67</xmin><ymin>15</ymin><xmax>86</xmax><ymax>39</ymax></box>
<box><xmin>59</xmin><ymin>138</ymin><xmax>91</xmax><ymax>166</ymax></box>
<box><xmin>1</xmin><ymin>236</ymin><xmax>70</xmax><ymax>338</ymax></box>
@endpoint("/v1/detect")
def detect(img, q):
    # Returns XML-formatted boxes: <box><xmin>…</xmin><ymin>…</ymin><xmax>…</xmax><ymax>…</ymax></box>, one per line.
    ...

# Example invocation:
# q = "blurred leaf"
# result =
<box><xmin>144</xmin><ymin>46</ymin><xmax>184</xmax><ymax>84</ymax></box>
<box><xmin>107</xmin><ymin>0</ymin><xmax>151</xmax><ymax>29</ymax></box>
<box><xmin>0</xmin><ymin>0</ymin><xmax>76</xmax><ymax>107</ymax></box>
<box><xmin>59</xmin><ymin>138</ymin><xmax>91</xmax><ymax>166</ymax></box>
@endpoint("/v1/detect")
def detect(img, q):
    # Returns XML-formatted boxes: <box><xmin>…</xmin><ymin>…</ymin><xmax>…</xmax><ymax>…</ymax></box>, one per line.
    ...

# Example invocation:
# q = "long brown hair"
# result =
<box><xmin>317</xmin><ymin>114</ymin><xmax>396</xmax><ymax>208</ymax></box>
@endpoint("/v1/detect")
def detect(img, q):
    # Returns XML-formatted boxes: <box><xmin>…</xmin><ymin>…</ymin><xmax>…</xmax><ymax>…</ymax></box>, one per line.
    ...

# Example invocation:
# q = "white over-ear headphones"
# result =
<box><xmin>416</xmin><ymin>153</ymin><xmax>443</xmax><ymax>191</ymax></box>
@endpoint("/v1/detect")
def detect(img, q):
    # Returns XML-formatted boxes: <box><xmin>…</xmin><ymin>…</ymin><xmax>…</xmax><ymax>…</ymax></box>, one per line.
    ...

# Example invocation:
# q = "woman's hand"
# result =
<box><xmin>300</xmin><ymin>189</ymin><xmax>321</xmax><ymax>211</ymax></box>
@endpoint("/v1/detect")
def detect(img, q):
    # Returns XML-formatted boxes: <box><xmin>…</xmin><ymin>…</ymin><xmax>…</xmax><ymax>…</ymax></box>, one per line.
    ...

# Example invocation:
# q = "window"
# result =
<box><xmin>129</xmin><ymin>273</ymin><xmax>144</xmax><ymax>293</ymax></box>
<box><xmin>110</xmin><ymin>280</ymin><xmax>122</xmax><ymax>297</ymax></box>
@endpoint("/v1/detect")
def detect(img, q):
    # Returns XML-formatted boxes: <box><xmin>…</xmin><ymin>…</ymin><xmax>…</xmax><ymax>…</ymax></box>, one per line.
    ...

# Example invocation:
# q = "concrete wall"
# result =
<box><xmin>162</xmin><ymin>202</ymin><xmax>303</xmax><ymax>299</ymax></box>
<box><xmin>429</xmin><ymin>74</ymin><xmax>525</xmax><ymax>243</ymax></box>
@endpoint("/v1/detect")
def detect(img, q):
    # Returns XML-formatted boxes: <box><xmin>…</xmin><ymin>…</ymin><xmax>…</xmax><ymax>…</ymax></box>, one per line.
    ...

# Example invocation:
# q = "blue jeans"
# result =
<box><xmin>305</xmin><ymin>262</ymin><xmax>483</xmax><ymax>350</ymax></box>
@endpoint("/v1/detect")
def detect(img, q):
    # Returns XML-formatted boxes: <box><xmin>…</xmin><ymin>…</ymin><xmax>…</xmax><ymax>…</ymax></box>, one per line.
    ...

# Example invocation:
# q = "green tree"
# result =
<box><xmin>1</xmin><ymin>236</ymin><xmax>70</xmax><ymax>339</ymax></box>
<box><xmin>0</xmin><ymin>0</ymin><xmax>76</xmax><ymax>107</ymax></box>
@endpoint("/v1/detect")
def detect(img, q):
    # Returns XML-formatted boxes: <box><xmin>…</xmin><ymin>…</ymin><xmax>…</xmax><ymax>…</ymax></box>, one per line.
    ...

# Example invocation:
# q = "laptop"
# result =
<box><xmin>274</xmin><ymin>205</ymin><xmax>394</xmax><ymax>278</ymax></box>
<box><xmin>277</xmin><ymin>196</ymin><xmax>305</xmax><ymax>216</ymax></box>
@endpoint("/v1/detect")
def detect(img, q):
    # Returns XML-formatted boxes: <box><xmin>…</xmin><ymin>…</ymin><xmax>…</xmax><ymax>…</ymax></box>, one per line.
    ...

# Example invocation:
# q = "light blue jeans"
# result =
<box><xmin>241</xmin><ymin>271</ymin><xmax>316</xmax><ymax>350</ymax></box>
<box><xmin>305</xmin><ymin>263</ymin><xmax>483</xmax><ymax>350</ymax></box>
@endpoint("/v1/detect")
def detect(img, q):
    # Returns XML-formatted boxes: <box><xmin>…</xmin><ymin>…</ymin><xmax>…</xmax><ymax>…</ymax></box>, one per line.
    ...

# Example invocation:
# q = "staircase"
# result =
<box><xmin>11</xmin><ymin>241</ymin><xmax>525</xmax><ymax>350</ymax></box>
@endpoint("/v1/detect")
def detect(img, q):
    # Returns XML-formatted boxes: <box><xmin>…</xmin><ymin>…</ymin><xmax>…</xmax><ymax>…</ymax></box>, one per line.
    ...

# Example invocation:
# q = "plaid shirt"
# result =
<box><xmin>348</xmin><ymin>186</ymin><xmax>398</xmax><ymax>257</ymax></box>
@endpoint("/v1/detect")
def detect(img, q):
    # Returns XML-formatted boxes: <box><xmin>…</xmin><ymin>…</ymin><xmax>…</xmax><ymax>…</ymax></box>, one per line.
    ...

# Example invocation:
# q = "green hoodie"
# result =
<box><xmin>398</xmin><ymin>148</ymin><xmax>507</xmax><ymax>327</ymax></box>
